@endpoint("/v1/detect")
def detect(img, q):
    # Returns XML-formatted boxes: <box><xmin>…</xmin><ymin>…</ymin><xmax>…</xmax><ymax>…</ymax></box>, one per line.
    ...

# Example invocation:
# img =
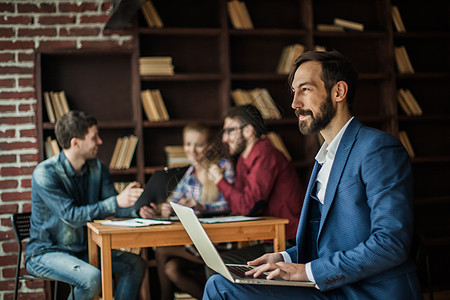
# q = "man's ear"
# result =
<box><xmin>334</xmin><ymin>81</ymin><xmax>349</xmax><ymax>103</ymax></box>
<box><xmin>242</xmin><ymin>124</ymin><xmax>255</xmax><ymax>138</ymax></box>
<box><xmin>69</xmin><ymin>137</ymin><xmax>78</xmax><ymax>149</ymax></box>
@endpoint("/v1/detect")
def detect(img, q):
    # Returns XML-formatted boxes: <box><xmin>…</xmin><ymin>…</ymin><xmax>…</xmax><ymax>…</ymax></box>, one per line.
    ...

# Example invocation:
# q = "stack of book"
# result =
<box><xmin>398</xmin><ymin>131</ymin><xmax>415</xmax><ymax>158</ymax></box>
<box><xmin>114</xmin><ymin>182</ymin><xmax>133</xmax><ymax>193</ymax></box>
<box><xmin>391</xmin><ymin>5</ymin><xmax>406</xmax><ymax>32</ymax></box>
<box><xmin>227</xmin><ymin>0</ymin><xmax>253</xmax><ymax>29</ymax></box>
<box><xmin>141</xmin><ymin>89</ymin><xmax>170</xmax><ymax>122</ymax></box>
<box><xmin>397</xmin><ymin>89</ymin><xmax>423</xmax><ymax>116</ymax></box>
<box><xmin>141</xmin><ymin>0</ymin><xmax>163</xmax><ymax>28</ymax></box>
<box><xmin>139</xmin><ymin>56</ymin><xmax>174</xmax><ymax>76</ymax></box>
<box><xmin>164</xmin><ymin>145</ymin><xmax>190</xmax><ymax>167</ymax></box>
<box><xmin>43</xmin><ymin>91</ymin><xmax>70</xmax><ymax>123</ymax></box>
<box><xmin>276</xmin><ymin>43</ymin><xmax>305</xmax><ymax>74</ymax></box>
<box><xmin>231</xmin><ymin>88</ymin><xmax>281</xmax><ymax>119</ymax></box>
<box><xmin>109</xmin><ymin>135</ymin><xmax>139</xmax><ymax>170</ymax></box>
<box><xmin>44</xmin><ymin>136</ymin><xmax>60</xmax><ymax>159</ymax></box>
<box><xmin>333</xmin><ymin>18</ymin><xmax>364</xmax><ymax>31</ymax></box>
<box><xmin>394</xmin><ymin>46</ymin><xmax>414</xmax><ymax>74</ymax></box>
<box><xmin>266</xmin><ymin>132</ymin><xmax>291</xmax><ymax>161</ymax></box>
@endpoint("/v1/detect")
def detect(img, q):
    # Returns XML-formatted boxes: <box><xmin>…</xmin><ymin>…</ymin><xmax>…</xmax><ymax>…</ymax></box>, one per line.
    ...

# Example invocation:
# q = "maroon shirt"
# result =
<box><xmin>217</xmin><ymin>138</ymin><xmax>305</xmax><ymax>240</ymax></box>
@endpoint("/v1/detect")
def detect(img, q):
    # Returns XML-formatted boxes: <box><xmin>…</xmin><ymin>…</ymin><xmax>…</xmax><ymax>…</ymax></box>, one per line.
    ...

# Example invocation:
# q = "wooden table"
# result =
<box><xmin>87</xmin><ymin>217</ymin><xmax>288</xmax><ymax>300</ymax></box>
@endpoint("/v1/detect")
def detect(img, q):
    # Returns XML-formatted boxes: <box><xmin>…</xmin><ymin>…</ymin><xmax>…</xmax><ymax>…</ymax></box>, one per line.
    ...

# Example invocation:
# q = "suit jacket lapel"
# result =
<box><xmin>318</xmin><ymin>118</ymin><xmax>362</xmax><ymax>234</ymax></box>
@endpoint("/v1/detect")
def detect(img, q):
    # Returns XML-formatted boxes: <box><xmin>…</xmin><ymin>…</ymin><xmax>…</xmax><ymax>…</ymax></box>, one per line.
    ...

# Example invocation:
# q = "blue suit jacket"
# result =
<box><xmin>286</xmin><ymin>118</ymin><xmax>422</xmax><ymax>298</ymax></box>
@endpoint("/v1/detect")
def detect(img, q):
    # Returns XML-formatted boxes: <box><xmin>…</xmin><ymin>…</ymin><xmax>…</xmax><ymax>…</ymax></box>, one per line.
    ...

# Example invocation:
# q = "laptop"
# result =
<box><xmin>171</xmin><ymin>202</ymin><xmax>316</xmax><ymax>287</ymax></box>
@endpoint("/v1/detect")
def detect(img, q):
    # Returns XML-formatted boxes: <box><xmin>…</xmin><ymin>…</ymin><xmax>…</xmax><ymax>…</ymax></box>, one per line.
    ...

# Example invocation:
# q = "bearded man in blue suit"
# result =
<box><xmin>203</xmin><ymin>50</ymin><xmax>422</xmax><ymax>299</ymax></box>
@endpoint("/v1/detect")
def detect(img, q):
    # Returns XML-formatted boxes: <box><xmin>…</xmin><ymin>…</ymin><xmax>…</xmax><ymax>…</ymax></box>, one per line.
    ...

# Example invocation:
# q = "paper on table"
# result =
<box><xmin>101</xmin><ymin>218</ymin><xmax>172</xmax><ymax>227</ymax></box>
<box><xmin>198</xmin><ymin>216</ymin><xmax>261</xmax><ymax>224</ymax></box>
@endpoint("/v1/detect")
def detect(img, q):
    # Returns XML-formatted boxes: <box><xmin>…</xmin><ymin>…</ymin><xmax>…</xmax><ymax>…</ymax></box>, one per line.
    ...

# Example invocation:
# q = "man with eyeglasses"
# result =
<box><xmin>207</xmin><ymin>104</ymin><xmax>306</xmax><ymax>265</ymax></box>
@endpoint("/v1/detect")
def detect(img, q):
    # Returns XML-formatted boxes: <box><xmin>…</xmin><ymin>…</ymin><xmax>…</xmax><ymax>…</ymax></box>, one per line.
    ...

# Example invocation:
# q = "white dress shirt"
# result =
<box><xmin>280</xmin><ymin>117</ymin><xmax>354</xmax><ymax>286</ymax></box>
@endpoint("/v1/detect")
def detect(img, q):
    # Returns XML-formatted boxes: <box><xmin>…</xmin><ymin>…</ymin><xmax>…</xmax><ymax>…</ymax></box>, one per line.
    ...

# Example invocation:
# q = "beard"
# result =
<box><xmin>295</xmin><ymin>94</ymin><xmax>336</xmax><ymax>135</ymax></box>
<box><xmin>230</xmin><ymin>132</ymin><xmax>247</xmax><ymax>157</ymax></box>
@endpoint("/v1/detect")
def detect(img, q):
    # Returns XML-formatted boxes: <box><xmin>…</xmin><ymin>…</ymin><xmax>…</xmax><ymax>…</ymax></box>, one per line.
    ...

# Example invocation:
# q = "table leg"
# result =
<box><xmin>273</xmin><ymin>224</ymin><xmax>286</xmax><ymax>252</ymax></box>
<box><xmin>88</xmin><ymin>228</ymin><xmax>98</xmax><ymax>268</ymax></box>
<box><xmin>100</xmin><ymin>234</ymin><xmax>113</xmax><ymax>300</ymax></box>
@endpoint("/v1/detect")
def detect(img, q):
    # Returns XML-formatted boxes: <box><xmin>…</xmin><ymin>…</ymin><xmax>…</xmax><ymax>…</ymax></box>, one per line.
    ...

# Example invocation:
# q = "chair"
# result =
<box><xmin>11</xmin><ymin>212</ymin><xmax>74</xmax><ymax>300</ymax></box>
<box><xmin>411</xmin><ymin>232</ymin><xmax>433</xmax><ymax>300</ymax></box>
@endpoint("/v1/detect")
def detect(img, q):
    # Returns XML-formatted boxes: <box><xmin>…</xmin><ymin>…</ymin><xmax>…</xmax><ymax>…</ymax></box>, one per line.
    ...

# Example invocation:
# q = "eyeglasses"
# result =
<box><xmin>222</xmin><ymin>125</ymin><xmax>247</xmax><ymax>136</ymax></box>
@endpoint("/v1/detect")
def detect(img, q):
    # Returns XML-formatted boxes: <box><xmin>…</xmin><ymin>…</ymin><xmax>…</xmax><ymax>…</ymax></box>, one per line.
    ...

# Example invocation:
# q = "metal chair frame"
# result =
<box><xmin>11</xmin><ymin>212</ymin><xmax>74</xmax><ymax>300</ymax></box>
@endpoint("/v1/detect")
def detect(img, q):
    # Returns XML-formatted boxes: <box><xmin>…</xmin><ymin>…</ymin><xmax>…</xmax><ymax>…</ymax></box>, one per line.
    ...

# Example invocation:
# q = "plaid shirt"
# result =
<box><xmin>170</xmin><ymin>159</ymin><xmax>234</xmax><ymax>213</ymax></box>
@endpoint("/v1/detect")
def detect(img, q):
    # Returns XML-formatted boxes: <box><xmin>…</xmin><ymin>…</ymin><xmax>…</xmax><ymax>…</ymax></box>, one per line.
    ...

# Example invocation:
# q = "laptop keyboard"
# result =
<box><xmin>227</xmin><ymin>265</ymin><xmax>267</xmax><ymax>279</ymax></box>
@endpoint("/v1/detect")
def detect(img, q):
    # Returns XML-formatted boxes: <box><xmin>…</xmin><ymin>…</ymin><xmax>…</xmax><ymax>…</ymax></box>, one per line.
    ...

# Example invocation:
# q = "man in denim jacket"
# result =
<box><xmin>26</xmin><ymin>111</ymin><xmax>146</xmax><ymax>300</ymax></box>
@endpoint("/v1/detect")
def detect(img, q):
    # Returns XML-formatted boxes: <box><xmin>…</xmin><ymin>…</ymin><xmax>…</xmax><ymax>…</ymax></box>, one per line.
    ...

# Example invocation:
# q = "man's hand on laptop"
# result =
<box><xmin>246</xmin><ymin>253</ymin><xmax>308</xmax><ymax>281</ymax></box>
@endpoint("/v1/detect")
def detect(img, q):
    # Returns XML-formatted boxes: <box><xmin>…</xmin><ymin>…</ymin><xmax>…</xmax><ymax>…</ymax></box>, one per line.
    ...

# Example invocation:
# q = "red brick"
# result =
<box><xmin>0</xmin><ymin>78</ymin><xmax>15</xmax><ymax>88</ymax></box>
<box><xmin>0</xmin><ymin>204</ymin><xmax>18</xmax><ymax>214</ymax></box>
<box><xmin>0</xmin><ymin>104</ymin><xmax>15</xmax><ymax>112</ymax></box>
<box><xmin>0</xmin><ymin>166</ymin><xmax>35</xmax><ymax>177</ymax></box>
<box><xmin>0</xmin><ymin>3</ymin><xmax>14</xmax><ymax>12</ymax></box>
<box><xmin>0</xmin><ymin>255</ymin><xmax>17</xmax><ymax>267</ymax></box>
<box><xmin>60</xmin><ymin>27</ymin><xmax>101</xmax><ymax>37</ymax></box>
<box><xmin>0</xmin><ymin>180</ymin><xmax>18</xmax><ymax>189</ymax></box>
<box><xmin>18</xmin><ymin>77</ymin><xmax>34</xmax><ymax>87</ymax></box>
<box><xmin>5</xmin><ymin>292</ymin><xmax>47</xmax><ymax>300</ymax></box>
<box><xmin>103</xmin><ymin>29</ymin><xmax>133</xmax><ymax>36</ymax></box>
<box><xmin>2</xmin><ymin>242</ymin><xmax>18</xmax><ymax>253</ymax></box>
<box><xmin>101</xmin><ymin>2</ymin><xmax>113</xmax><ymax>11</ymax></box>
<box><xmin>18</xmin><ymin>104</ymin><xmax>34</xmax><ymax>113</ymax></box>
<box><xmin>17</xmin><ymin>3</ymin><xmax>55</xmax><ymax>13</ymax></box>
<box><xmin>25</xmin><ymin>280</ymin><xmax>45</xmax><ymax>289</ymax></box>
<box><xmin>0</xmin><ymin>91</ymin><xmax>35</xmax><ymax>100</ymax></box>
<box><xmin>0</xmin><ymin>279</ymin><xmax>15</xmax><ymax>291</ymax></box>
<box><xmin>1</xmin><ymin>191</ymin><xmax>32</xmax><ymax>202</ymax></box>
<box><xmin>38</xmin><ymin>15</ymin><xmax>75</xmax><ymax>25</ymax></box>
<box><xmin>0</xmin><ymin>41</ymin><xmax>34</xmax><ymax>50</ymax></box>
<box><xmin>0</xmin><ymin>52</ymin><xmax>14</xmax><ymax>62</ymax></box>
<box><xmin>38</xmin><ymin>40</ymin><xmax>76</xmax><ymax>50</ymax></box>
<box><xmin>59</xmin><ymin>2</ymin><xmax>98</xmax><ymax>12</ymax></box>
<box><xmin>21</xmin><ymin>178</ymin><xmax>32</xmax><ymax>188</ymax></box>
<box><xmin>1</xmin><ymin>66</ymin><xmax>34</xmax><ymax>76</ymax></box>
<box><xmin>2</xmin><ymin>267</ymin><xmax>17</xmax><ymax>279</ymax></box>
<box><xmin>20</xmin><ymin>153</ymin><xmax>38</xmax><ymax>163</ymax></box>
<box><xmin>0</xmin><ymin>27</ymin><xmax>14</xmax><ymax>37</ymax></box>
<box><xmin>80</xmin><ymin>15</ymin><xmax>109</xmax><ymax>24</ymax></box>
<box><xmin>1</xmin><ymin>217</ymin><xmax>12</xmax><ymax>226</ymax></box>
<box><xmin>0</xmin><ymin>16</ymin><xmax>32</xmax><ymax>25</ymax></box>
<box><xmin>0</xmin><ymin>115</ymin><xmax>34</xmax><ymax>125</ymax></box>
<box><xmin>0</xmin><ymin>154</ymin><xmax>16</xmax><ymax>162</ymax></box>
<box><xmin>18</xmin><ymin>28</ymin><xmax>57</xmax><ymax>37</ymax></box>
<box><xmin>22</xmin><ymin>203</ymin><xmax>32</xmax><ymax>212</ymax></box>
<box><xmin>0</xmin><ymin>141</ymin><xmax>37</xmax><ymax>151</ymax></box>
<box><xmin>18</xmin><ymin>52</ymin><xmax>35</xmax><ymax>62</ymax></box>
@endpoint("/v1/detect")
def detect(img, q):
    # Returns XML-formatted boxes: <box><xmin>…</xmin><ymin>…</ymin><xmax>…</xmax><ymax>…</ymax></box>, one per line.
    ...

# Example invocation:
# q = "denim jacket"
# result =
<box><xmin>25</xmin><ymin>151</ymin><xmax>136</xmax><ymax>261</ymax></box>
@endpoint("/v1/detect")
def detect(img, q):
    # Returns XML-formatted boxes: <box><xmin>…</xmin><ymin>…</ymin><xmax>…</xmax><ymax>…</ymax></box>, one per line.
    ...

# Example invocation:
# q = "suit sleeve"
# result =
<box><xmin>310</xmin><ymin>134</ymin><xmax>414</xmax><ymax>290</ymax></box>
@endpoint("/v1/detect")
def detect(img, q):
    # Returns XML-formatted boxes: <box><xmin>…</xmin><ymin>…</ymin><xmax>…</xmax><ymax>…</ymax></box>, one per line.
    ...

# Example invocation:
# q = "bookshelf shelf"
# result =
<box><xmin>141</xmin><ymin>74</ymin><xmax>223</xmax><ymax>81</ymax></box>
<box><xmin>229</xmin><ymin>28</ymin><xmax>307</xmax><ymax>36</ymax></box>
<box><xmin>139</xmin><ymin>27</ymin><xmax>222</xmax><ymax>36</ymax></box>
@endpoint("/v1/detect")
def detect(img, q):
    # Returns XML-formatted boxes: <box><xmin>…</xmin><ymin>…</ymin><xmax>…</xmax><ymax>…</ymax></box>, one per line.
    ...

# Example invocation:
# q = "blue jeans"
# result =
<box><xmin>26</xmin><ymin>250</ymin><xmax>146</xmax><ymax>300</ymax></box>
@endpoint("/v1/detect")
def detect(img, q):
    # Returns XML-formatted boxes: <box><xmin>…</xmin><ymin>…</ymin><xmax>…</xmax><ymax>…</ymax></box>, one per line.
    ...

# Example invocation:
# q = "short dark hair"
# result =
<box><xmin>288</xmin><ymin>50</ymin><xmax>358</xmax><ymax>111</ymax></box>
<box><xmin>224</xmin><ymin>104</ymin><xmax>267</xmax><ymax>138</ymax></box>
<box><xmin>55</xmin><ymin>111</ymin><xmax>97</xmax><ymax>149</ymax></box>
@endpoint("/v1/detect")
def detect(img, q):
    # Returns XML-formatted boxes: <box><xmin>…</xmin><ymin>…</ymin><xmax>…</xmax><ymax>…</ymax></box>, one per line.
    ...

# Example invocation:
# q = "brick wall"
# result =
<box><xmin>0</xmin><ymin>1</ymin><xmax>134</xmax><ymax>299</ymax></box>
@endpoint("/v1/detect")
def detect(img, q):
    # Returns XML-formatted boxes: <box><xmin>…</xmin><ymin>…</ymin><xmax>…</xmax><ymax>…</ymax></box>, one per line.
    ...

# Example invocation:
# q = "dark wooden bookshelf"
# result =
<box><xmin>34</xmin><ymin>0</ymin><xmax>450</xmax><ymax>294</ymax></box>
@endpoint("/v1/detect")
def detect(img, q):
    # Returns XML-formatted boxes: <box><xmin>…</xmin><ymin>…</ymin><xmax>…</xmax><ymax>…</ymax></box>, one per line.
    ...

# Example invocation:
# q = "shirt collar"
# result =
<box><xmin>59</xmin><ymin>150</ymin><xmax>89</xmax><ymax>177</ymax></box>
<box><xmin>315</xmin><ymin>117</ymin><xmax>354</xmax><ymax>164</ymax></box>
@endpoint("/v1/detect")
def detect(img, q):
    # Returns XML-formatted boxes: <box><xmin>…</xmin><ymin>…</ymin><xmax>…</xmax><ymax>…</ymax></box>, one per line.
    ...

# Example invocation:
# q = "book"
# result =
<box><xmin>276</xmin><ymin>44</ymin><xmax>305</xmax><ymax>74</ymax></box>
<box><xmin>237</xmin><ymin>1</ymin><xmax>253</xmax><ymax>29</ymax></box>
<box><xmin>266</xmin><ymin>132</ymin><xmax>291</xmax><ymax>161</ymax></box>
<box><xmin>121</xmin><ymin>135</ymin><xmax>138</xmax><ymax>169</ymax></box>
<box><xmin>391</xmin><ymin>5</ymin><xmax>406</xmax><ymax>32</ymax></box>
<box><xmin>316</xmin><ymin>24</ymin><xmax>345</xmax><ymax>32</ymax></box>
<box><xmin>43</xmin><ymin>92</ymin><xmax>56</xmax><ymax>123</ymax></box>
<box><xmin>151</xmin><ymin>89</ymin><xmax>170</xmax><ymax>121</ymax></box>
<box><xmin>164</xmin><ymin>145</ymin><xmax>190</xmax><ymax>167</ymax></box>
<box><xmin>49</xmin><ymin>91</ymin><xmax>64</xmax><ymax>120</ymax></box>
<box><xmin>333</xmin><ymin>18</ymin><xmax>364</xmax><ymax>31</ymax></box>
<box><xmin>58</xmin><ymin>91</ymin><xmax>70</xmax><ymax>115</ymax></box>
<box><xmin>139</xmin><ymin>56</ymin><xmax>174</xmax><ymax>76</ymax></box>
<box><xmin>227</xmin><ymin>0</ymin><xmax>253</xmax><ymax>29</ymax></box>
<box><xmin>141</xmin><ymin>90</ymin><xmax>160</xmax><ymax>121</ymax></box>
<box><xmin>101</xmin><ymin>218</ymin><xmax>171</xmax><ymax>227</ymax></box>
<box><xmin>398</xmin><ymin>131</ymin><xmax>415</xmax><ymax>158</ymax></box>
<box><xmin>226</xmin><ymin>1</ymin><xmax>242</xmax><ymax>29</ymax></box>
<box><xmin>231</xmin><ymin>88</ymin><xmax>281</xmax><ymax>120</ymax></box>
<box><xmin>109</xmin><ymin>137</ymin><xmax>123</xmax><ymax>169</ymax></box>
<box><xmin>398</xmin><ymin>88</ymin><xmax>423</xmax><ymax>116</ymax></box>
<box><xmin>141</xmin><ymin>0</ymin><xmax>163</xmax><ymax>28</ymax></box>
<box><xmin>394</xmin><ymin>46</ymin><xmax>414</xmax><ymax>74</ymax></box>
<box><xmin>44</xmin><ymin>136</ymin><xmax>60</xmax><ymax>158</ymax></box>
